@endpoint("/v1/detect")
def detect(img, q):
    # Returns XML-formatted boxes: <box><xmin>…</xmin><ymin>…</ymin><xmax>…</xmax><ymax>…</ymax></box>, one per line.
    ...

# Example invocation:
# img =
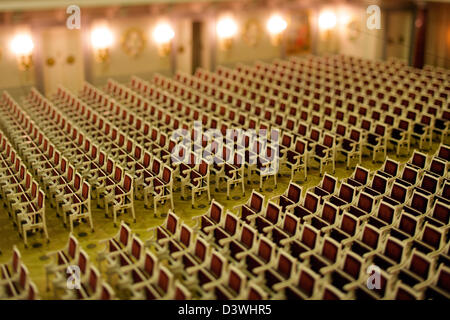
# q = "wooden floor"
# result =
<box><xmin>0</xmin><ymin>140</ymin><xmax>443</xmax><ymax>299</ymax></box>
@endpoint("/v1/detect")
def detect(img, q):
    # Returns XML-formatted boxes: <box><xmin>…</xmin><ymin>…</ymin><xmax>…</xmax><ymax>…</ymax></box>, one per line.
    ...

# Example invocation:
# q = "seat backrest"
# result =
<box><xmin>342</xmin><ymin>252</ymin><xmax>362</xmax><ymax>279</ymax></box>
<box><xmin>249</xmin><ymin>191</ymin><xmax>264</xmax><ymax>212</ymax></box>
<box><xmin>166</xmin><ymin>211</ymin><xmax>179</xmax><ymax>235</ymax></box>
<box><xmin>421</xmin><ymin>223</ymin><xmax>442</xmax><ymax>249</ymax></box>
<box><xmin>224</xmin><ymin>212</ymin><xmax>238</xmax><ymax>235</ymax></box>
<box><xmin>297</xmin><ymin>267</ymin><xmax>317</xmax><ymax>297</ymax></box>
<box><xmin>357</xmin><ymin>192</ymin><xmax>374</xmax><ymax>213</ymax></box>
<box><xmin>322</xmin><ymin>174</ymin><xmax>337</xmax><ymax>194</ymax></box>
<box><xmin>340</xmin><ymin>213</ymin><xmax>357</xmax><ymax>236</ymax></box>
<box><xmin>338</xmin><ymin>183</ymin><xmax>354</xmax><ymax>203</ymax></box>
<box><xmin>398</xmin><ymin>212</ymin><xmax>418</xmax><ymax>236</ymax></box>
<box><xmin>304</xmin><ymin>192</ymin><xmax>319</xmax><ymax>213</ymax></box>
<box><xmin>257</xmin><ymin>237</ymin><xmax>274</xmax><ymax>262</ymax></box>
<box><xmin>209</xmin><ymin>200</ymin><xmax>223</xmax><ymax>223</ymax></box>
<box><xmin>431</xmin><ymin>200</ymin><xmax>449</xmax><ymax>224</ymax></box>
<box><xmin>321</xmin><ymin>236</ymin><xmax>339</xmax><ymax>263</ymax></box>
<box><xmin>354</xmin><ymin>166</ymin><xmax>369</xmax><ymax>184</ymax></box>
<box><xmin>409</xmin><ymin>191</ymin><xmax>429</xmax><ymax>213</ymax></box>
<box><xmin>371</xmin><ymin>174</ymin><xmax>387</xmax><ymax>194</ymax></box>
<box><xmin>410</xmin><ymin>151</ymin><xmax>427</xmax><ymax>169</ymax></box>
<box><xmin>409</xmin><ymin>251</ymin><xmax>430</xmax><ymax>279</ymax></box>
<box><xmin>322</xmin><ymin>201</ymin><xmax>338</xmax><ymax>224</ymax></box>
<box><xmin>265</xmin><ymin>202</ymin><xmax>280</xmax><ymax>223</ymax></box>
<box><xmin>420</xmin><ymin>174</ymin><xmax>438</xmax><ymax>194</ymax></box>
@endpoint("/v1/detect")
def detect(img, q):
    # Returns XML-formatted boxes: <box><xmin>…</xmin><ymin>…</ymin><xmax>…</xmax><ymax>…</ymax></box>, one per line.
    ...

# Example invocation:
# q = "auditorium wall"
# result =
<box><xmin>215</xmin><ymin>10</ymin><xmax>284</xmax><ymax>67</ymax></box>
<box><xmin>425</xmin><ymin>2</ymin><xmax>450</xmax><ymax>69</ymax></box>
<box><xmin>88</xmin><ymin>16</ymin><xmax>172</xmax><ymax>86</ymax></box>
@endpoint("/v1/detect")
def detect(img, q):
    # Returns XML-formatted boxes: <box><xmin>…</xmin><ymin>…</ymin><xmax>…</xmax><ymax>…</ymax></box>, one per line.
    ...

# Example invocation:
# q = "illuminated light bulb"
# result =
<box><xmin>10</xmin><ymin>34</ymin><xmax>34</xmax><ymax>56</ymax></box>
<box><xmin>153</xmin><ymin>23</ymin><xmax>175</xmax><ymax>44</ymax></box>
<box><xmin>216</xmin><ymin>17</ymin><xmax>238</xmax><ymax>39</ymax></box>
<box><xmin>319</xmin><ymin>11</ymin><xmax>337</xmax><ymax>31</ymax></box>
<box><xmin>267</xmin><ymin>14</ymin><xmax>287</xmax><ymax>35</ymax></box>
<box><xmin>91</xmin><ymin>26</ymin><xmax>114</xmax><ymax>50</ymax></box>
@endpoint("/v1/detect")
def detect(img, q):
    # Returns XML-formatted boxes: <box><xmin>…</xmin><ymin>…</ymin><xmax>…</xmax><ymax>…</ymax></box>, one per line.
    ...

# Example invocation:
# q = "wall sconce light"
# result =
<box><xmin>319</xmin><ymin>10</ymin><xmax>337</xmax><ymax>32</ymax></box>
<box><xmin>267</xmin><ymin>14</ymin><xmax>287</xmax><ymax>46</ymax></box>
<box><xmin>152</xmin><ymin>22</ymin><xmax>175</xmax><ymax>57</ymax></box>
<box><xmin>216</xmin><ymin>16</ymin><xmax>238</xmax><ymax>51</ymax></box>
<box><xmin>91</xmin><ymin>26</ymin><xmax>114</xmax><ymax>63</ymax></box>
<box><xmin>10</xmin><ymin>34</ymin><xmax>34</xmax><ymax>71</ymax></box>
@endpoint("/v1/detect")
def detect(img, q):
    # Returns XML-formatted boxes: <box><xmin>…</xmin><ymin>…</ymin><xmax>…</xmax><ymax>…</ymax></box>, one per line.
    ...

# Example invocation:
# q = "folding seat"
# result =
<box><xmin>104</xmin><ymin>173</ymin><xmax>135</xmax><ymax>227</ymax></box>
<box><xmin>364</xmin><ymin>122</ymin><xmax>387</xmax><ymax>162</ymax></box>
<box><xmin>435</xmin><ymin>143</ymin><xmax>450</xmax><ymax>162</ymax></box>
<box><xmin>422</xmin><ymin>264</ymin><xmax>450</xmax><ymax>299</ymax></box>
<box><xmin>246</xmin><ymin>201</ymin><xmax>281</xmax><ymax>234</ymax></box>
<box><xmin>322</xmin><ymin>251</ymin><xmax>364</xmax><ymax>293</ymax></box>
<box><xmin>394</xmin><ymin>165</ymin><xmax>419</xmax><ymax>192</ymax></box>
<box><xmin>278</xmin><ymin>132</ymin><xmax>294</xmax><ymax>161</ymax></box>
<box><xmin>410</xmin><ymin>113</ymin><xmax>434</xmax><ymax>150</ymax></box>
<box><xmin>337</xmin><ymin>127</ymin><xmax>362</xmax><ymax>169</ymax></box>
<box><xmin>388</xmin><ymin>211</ymin><xmax>420</xmax><ymax>243</ymax></box>
<box><xmin>389</xmin><ymin>282</ymin><xmax>423</xmax><ymax>300</ymax></box>
<box><xmin>272</xmin><ymin>265</ymin><xmax>321</xmax><ymax>300</ymax></box>
<box><xmin>309</xmin><ymin>173</ymin><xmax>337</xmax><ymax>203</ymax></box>
<box><xmin>424</xmin><ymin>199</ymin><xmax>449</xmax><ymax>228</ymax></box>
<box><xmin>253</xmin><ymin>250</ymin><xmax>297</xmax><ymax>291</ymax></box>
<box><xmin>344</xmin><ymin>165</ymin><xmax>370</xmax><ymax>191</ymax></box>
<box><xmin>233</xmin><ymin>190</ymin><xmax>265</xmax><ymax>222</ymax></box>
<box><xmin>15</xmin><ymin>189</ymin><xmax>48</xmax><ymax>247</ymax></box>
<box><xmin>270</xmin><ymin>181</ymin><xmax>302</xmax><ymax>212</ymax></box>
<box><xmin>365</xmin><ymin>234</ymin><xmax>406</xmax><ymax>273</ymax></box>
<box><xmin>402</xmin><ymin>190</ymin><xmax>431</xmax><ymax>218</ymax></box>
<box><xmin>148</xmin><ymin>211</ymin><xmax>180</xmax><ymax>245</ymax></box>
<box><xmin>392</xmin><ymin>249</ymin><xmax>435</xmax><ymax>290</ymax></box>
<box><xmin>203</xmin><ymin>211</ymin><xmax>240</xmax><ymax>247</ymax></box>
<box><xmin>285</xmin><ymin>137</ymin><xmax>308</xmax><ymax>180</ymax></box>
<box><xmin>425</xmin><ymin>156</ymin><xmax>448</xmax><ymax>182</ymax></box>
<box><xmin>415</xmin><ymin>173</ymin><xmax>439</xmax><ymax>197</ymax></box>
<box><xmin>132</xmin><ymin>265</ymin><xmax>175</xmax><ymax>300</ymax></box>
<box><xmin>181</xmin><ymin>158</ymin><xmax>211</xmax><ymax>208</ymax></box>
<box><xmin>324</xmin><ymin>182</ymin><xmax>356</xmax><ymax>212</ymax></box>
<box><xmin>342</xmin><ymin>191</ymin><xmax>375</xmax><ymax>220</ymax></box>
<box><xmin>145</xmin><ymin>165</ymin><xmax>174</xmax><ymax>215</ymax></box>
<box><xmin>104</xmin><ymin>235</ymin><xmax>145</xmax><ymax>279</ymax></box>
<box><xmin>433</xmin><ymin>109</ymin><xmax>450</xmax><ymax>143</ymax></box>
<box><xmin>266</xmin><ymin>212</ymin><xmax>300</xmax><ymax>246</ymax></box>
<box><xmin>406</xmin><ymin>150</ymin><xmax>428</xmax><ymax>171</ymax></box>
<box><xmin>322</xmin><ymin>211</ymin><xmax>360</xmax><ymax>243</ymax></box>
<box><xmin>170</xmin><ymin>236</ymin><xmax>210</xmax><ymax>276</ymax></box>
<box><xmin>376</xmin><ymin>158</ymin><xmax>400</xmax><ymax>184</ymax></box>
<box><xmin>251</xmin><ymin>144</ymin><xmax>278</xmax><ymax>192</ymax></box>
<box><xmin>410</xmin><ymin>221</ymin><xmax>446</xmax><ymax>256</ymax></box>
<box><xmin>289</xmin><ymin>191</ymin><xmax>319</xmax><ymax>222</ymax></box>
<box><xmin>311</xmin><ymin>132</ymin><xmax>336</xmax><ymax>176</ymax></box>
<box><xmin>388</xmin><ymin>118</ymin><xmax>411</xmax><ymax>156</ymax></box>
<box><xmin>204</xmin><ymin>265</ymin><xmax>247</xmax><ymax>300</ymax></box>
<box><xmin>216</xmin><ymin>150</ymin><xmax>245</xmax><ymax>200</ymax></box>
<box><xmin>237</xmin><ymin>235</ymin><xmax>277</xmax><ymax>277</ymax></box>
<box><xmin>60</xmin><ymin>181</ymin><xmax>93</xmax><ymax>233</ymax></box>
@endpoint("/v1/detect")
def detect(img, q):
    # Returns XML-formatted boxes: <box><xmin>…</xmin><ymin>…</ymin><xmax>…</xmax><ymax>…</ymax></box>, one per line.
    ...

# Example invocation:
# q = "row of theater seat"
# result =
<box><xmin>87</xmin><ymin>142</ymin><xmax>448</xmax><ymax>299</ymax></box>
<box><xmin>0</xmin><ymin>128</ymin><xmax>47</xmax><ymax>246</ymax></box>
<box><xmin>1</xmin><ymin>93</ymin><xmax>91</xmax><ymax>234</ymax></box>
